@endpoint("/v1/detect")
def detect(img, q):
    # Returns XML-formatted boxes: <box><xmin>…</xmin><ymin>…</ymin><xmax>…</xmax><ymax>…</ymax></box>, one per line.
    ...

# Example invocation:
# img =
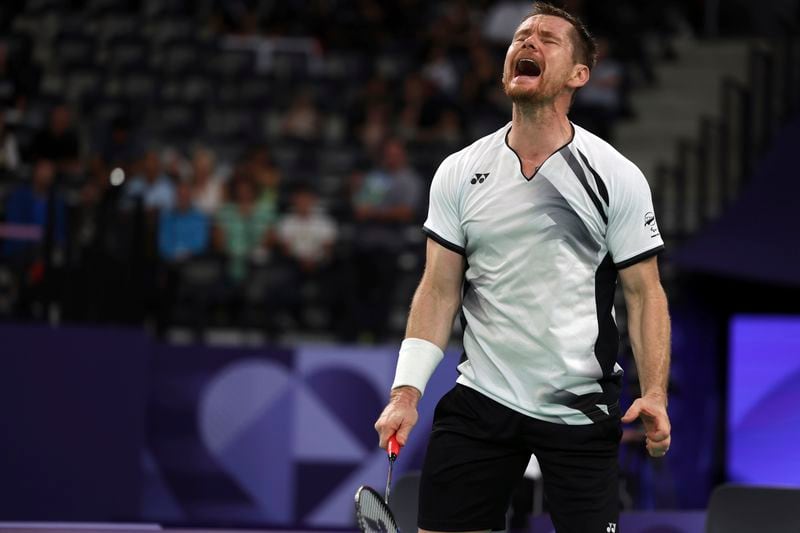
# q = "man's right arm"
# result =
<box><xmin>374</xmin><ymin>238</ymin><xmax>465</xmax><ymax>448</ymax></box>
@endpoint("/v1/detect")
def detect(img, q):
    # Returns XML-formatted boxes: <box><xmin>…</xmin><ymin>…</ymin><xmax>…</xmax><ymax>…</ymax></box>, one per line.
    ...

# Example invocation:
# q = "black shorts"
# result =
<box><xmin>418</xmin><ymin>384</ymin><xmax>622</xmax><ymax>533</ymax></box>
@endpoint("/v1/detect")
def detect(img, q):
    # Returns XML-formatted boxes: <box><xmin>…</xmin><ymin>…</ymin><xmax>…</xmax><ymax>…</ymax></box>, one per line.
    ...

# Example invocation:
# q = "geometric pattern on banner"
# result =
<box><xmin>180</xmin><ymin>345</ymin><xmax>461</xmax><ymax>527</ymax></box>
<box><xmin>294</xmin><ymin>385</ymin><xmax>367</xmax><ymax>462</ymax></box>
<box><xmin>291</xmin><ymin>345</ymin><xmax>461</xmax><ymax>527</ymax></box>
<box><xmin>303</xmin><ymin>367</ymin><xmax>385</xmax><ymax>451</ymax></box>
<box><xmin>199</xmin><ymin>355</ymin><xmax>392</xmax><ymax>524</ymax></box>
<box><xmin>199</xmin><ymin>359</ymin><xmax>294</xmax><ymax>522</ymax></box>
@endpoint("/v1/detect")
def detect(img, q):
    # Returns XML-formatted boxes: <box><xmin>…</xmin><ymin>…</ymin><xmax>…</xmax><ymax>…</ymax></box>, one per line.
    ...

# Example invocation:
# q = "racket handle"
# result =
<box><xmin>387</xmin><ymin>435</ymin><xmax>401</xmax><ymax>460</ymax></box>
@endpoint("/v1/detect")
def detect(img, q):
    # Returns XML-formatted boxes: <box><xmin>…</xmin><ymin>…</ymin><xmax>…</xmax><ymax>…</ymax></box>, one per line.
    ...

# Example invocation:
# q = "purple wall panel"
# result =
<box><xmin>0</xmin><ymin>324</ymin><xmax>151</xmax><ymax>521</ymax></box>
<box><xmin>728</xmin><ymin>315</ymin><xmax>800</xmax><ymax>486</ymax></box>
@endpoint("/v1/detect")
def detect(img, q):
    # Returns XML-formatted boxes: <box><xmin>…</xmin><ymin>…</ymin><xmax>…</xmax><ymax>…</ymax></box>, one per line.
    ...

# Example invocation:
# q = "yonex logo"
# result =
<box><xmin>365</xmin><ymin>517</ymin><xmax>388</xmax><ymax>533</ymax></box>
<box><xmin>606</xmin><ymin>523</ymin><xmax>616</xmax><ymax>532</ymax></box>
<box><xmin>471</xmin><ymin>173</ymin><xmax>489</xmax><ymax>185</ymax></box>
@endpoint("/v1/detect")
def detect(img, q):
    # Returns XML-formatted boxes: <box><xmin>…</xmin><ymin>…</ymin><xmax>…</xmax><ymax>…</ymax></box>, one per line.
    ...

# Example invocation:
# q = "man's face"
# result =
<box><xmin>383</xmin><ymin>141</ymin><xmax>406</xmax><ymax>171</ymax></box>
<box><xmin>144</xmin><ymin>151</ymin><xmax>161</xmax><ymax>179</ymax></box>
<box><xmin>33</xmin><ymin>160</ymin><xmax>56</xmax><ymax>189</ymax></box>
<box><xmin>176</xmin><ymin>182</ymin><xmax>192</xmax><ymax>210</ymax></box>
<box><xmin>502</xmin><ymin>15</ymin><xmax>585</xmax><ymax>103</ymax></box>
<box><xmin>51</xmin><ymin>106</ymin><xmax>71</xmax><ymax>133</ymax></box>
<box><xmin>293</xmin><ymin>191</ymin><xmax>315</xmax><ymax>216</ymax></box>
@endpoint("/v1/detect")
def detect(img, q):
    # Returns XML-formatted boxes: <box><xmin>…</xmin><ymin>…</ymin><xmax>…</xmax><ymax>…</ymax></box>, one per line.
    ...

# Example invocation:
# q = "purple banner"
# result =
<box><xmin>142</xmin><ymin>342</ymin><xmax>461</xmax><ymax>528</ymax></box>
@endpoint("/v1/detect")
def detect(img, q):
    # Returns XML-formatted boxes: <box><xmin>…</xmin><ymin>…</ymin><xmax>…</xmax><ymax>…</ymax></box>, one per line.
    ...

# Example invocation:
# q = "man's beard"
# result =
<box><xmin>503</xmin><ymin>75</ymin><xmax>559</xmax><ymax>105</ymax></box>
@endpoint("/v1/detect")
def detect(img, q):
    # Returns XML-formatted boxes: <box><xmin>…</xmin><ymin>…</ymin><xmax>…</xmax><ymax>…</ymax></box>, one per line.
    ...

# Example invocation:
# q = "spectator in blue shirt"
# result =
<box><xmin>2</xmin><ymin>158</ymin><xmax>66</xmax><ymax>259</ymax></box>
<box><xmin>122</xmin><ymin>149</ymin><xmax>176</xmax><ymax>213</ymax></box>
<box><xmin>158</xmin><ymin>179</ymin><xmax>209</xmax><ymax>263</ymax></box>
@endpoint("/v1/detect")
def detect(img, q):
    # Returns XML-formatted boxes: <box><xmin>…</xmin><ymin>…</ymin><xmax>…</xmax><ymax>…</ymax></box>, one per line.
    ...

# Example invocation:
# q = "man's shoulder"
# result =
<box><xmin>439</xmin><ymin>123</ymin><xmax>509</xmax><ymax>172</ymax></box>
<box><xmin>572</xmin><ymin>123</ymin><xmax>644</xmax><ymax>182</ymax></box>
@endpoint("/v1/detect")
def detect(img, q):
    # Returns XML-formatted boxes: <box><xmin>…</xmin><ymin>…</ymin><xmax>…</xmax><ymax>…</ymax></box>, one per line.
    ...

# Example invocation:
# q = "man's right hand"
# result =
<box><xmin>374</xmin><ymin>385</ymin><xmax>421</xmax><ymax>449</ymax></box>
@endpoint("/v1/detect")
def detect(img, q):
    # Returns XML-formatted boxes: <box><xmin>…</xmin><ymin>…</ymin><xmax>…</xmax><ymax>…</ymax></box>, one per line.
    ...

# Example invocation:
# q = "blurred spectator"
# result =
<box><xmin>352</xmin><ymin>138</ymin><xmax>423</xmax><ymax>223</ymax></box>
<box><xmin>122</xmin><ymin>150</ymin><xmax>176</xmax><ymax>213</ymax></box>
<box><xmin>0</xmin><ymin>110</ymin><xmax>20</xmax><ymax>172</ymax></box>
<box><xmin>250</xmin><ymin>150</ymin><xmax>282</xmax><ymax>214</ymax></box>
<box><xmin>431</xmin><ymin>108</ymin><xmax>464</xmax><ymax>146</ymax></box>
<box><xmin>1</xmin><ymin>159</ymin><xmax>66</xmax><ymax>317</ymax></box>
<box><xmin>483</xmin><ymin>1</ymin><xmax>531</xmax><ymax>45</ymax></box>
<box><xmin>397</xmin><ymin>73</ymin><xmax>444</xmax><ymax>142</ymax></box>
<box><xmin>570</xmin><ymin>36</ymin><xmax>627</xmax><ymax>141</ymax></box>
<box><xmin>276</xmin><ymin>184</ymin><xmax>337</xmax><ymax>274</ymax></box>
<box><xmin>2</xmin><ymin>159</ymin><xmax>66</xmax><ymax>259</ymax></box>
<box><xmin>159</xmin><ymin>180</ymin><xmax>209</xmax><ymax>263</ymax></box>
<box><xmin>281</xmin><ymin>91</ymin><xmax>322</xmax><ymax>142</ymax></box>
<box><xmin>357</xmin><ymin>102</ymin><xmax>392</xmax><ymax>152</ymax></box>
<box><xmin>162</xmin><ymin>147</ymin><xmax>189</xmax><ymax>183</ymax></box>
<box><xmin>213</xmin><ymin>177</ymin><xmax>275</xmax><ymax>282</ymax></box>
<box><xmin>461</xmin><ymin>42</ymin><xmax>510</xmax><ymax>137</ymax></box>
<box><xmin>190</xmin><ymin>147</ymin><xmax>226</xmax><ymax>215</ymax></box>
<box><xmin>422</xmin><ymin>46</ymin><xmax>460</xmax><ymax>96</ymax></box>
<box><xmin>274</xmin><ymin>184</ymin><xmax>339</xmax><ymax>327</ymax></box>
<box><xmin>28</xmin><ymin>104</ymin><xmax>81</xmax><ymax>175</ymax></box>
<box><xmin>350</xmin><ymin>138</ymin><xmax>423</xmax><ymax>341</ymax></box>
<box><xmin>91</xmin><ymin>116</ymin><xmax>143</xmax><ymax>182</ymax></box>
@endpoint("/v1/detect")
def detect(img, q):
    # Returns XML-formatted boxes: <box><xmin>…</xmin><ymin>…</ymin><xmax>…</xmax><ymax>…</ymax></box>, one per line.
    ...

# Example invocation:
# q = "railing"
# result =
<box><xmin>656</xmin><ymin>35</ymin><xmax>800</xmax><ymax>240</ymax></box>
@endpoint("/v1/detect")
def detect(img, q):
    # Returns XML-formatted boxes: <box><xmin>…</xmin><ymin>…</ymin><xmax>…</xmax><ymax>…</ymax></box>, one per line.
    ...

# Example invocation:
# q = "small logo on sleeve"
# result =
<box><xmin>606</xmin><ymin>523</ymin><xmax>617</xmax><ymax>532</ymax></box>
<box><xmin>470</xmin><ymin>173</ymin><xmax>489</xmax><ymax>185</ymax></box>
<box><xmin>644</xmin><ymin>211</ymin><xmax>660</xmax><ymax>237</ymax></box>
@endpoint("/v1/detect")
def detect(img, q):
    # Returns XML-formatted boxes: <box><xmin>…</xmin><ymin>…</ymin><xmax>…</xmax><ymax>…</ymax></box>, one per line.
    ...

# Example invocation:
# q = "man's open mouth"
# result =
<box><xmin>515</xmin><ymin>58</ymin><xmax>542</xmax><ymax>77</ymax></box>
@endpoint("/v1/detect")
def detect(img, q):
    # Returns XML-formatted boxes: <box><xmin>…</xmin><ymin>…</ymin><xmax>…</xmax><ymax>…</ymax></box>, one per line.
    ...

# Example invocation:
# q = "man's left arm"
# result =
<box><xmin>618</xmin><ymin>255</ymin><xmax>671</xmax><ymax>458</ymax></box>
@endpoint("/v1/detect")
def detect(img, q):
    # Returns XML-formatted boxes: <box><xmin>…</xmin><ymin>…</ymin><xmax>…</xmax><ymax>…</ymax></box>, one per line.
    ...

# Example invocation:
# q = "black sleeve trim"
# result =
<box><xmin>422</xmin><ymin>227</ymin><xmax>466</xmax><ymax>256</ymax></box>
<box><xmin>614</xmin><ymin>245</ymin><xmax>665</xmax><ymax>270</ymax></box>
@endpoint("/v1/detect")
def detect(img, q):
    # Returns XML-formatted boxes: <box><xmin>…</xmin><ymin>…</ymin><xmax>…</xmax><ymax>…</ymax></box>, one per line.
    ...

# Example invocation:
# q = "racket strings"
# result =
<box><xmin>357</xmin><ymin>487</ymin><xmax>399</xmax><ymax>533</ymax></box>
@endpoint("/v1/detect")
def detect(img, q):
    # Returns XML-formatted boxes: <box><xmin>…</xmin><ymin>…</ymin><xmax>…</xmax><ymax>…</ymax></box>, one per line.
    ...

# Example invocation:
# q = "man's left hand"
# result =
<box><xmin>621</xmin><ymin>395</ymin><xmax>671</xmax><ymax>458</ymax></box>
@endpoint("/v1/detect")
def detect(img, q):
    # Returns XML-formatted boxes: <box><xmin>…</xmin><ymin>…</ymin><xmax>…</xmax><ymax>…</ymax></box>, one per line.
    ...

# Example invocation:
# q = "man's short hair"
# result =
<box><xmin>524</xmin><ymin>2</ymin><xmax>597</xmax><ymax>71</ymax></box>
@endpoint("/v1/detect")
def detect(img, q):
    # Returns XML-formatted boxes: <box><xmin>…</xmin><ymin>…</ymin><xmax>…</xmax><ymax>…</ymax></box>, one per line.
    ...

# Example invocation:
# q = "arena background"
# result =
<box><xmin>0</xmin><ymin>1</ymin><xmax>798</xmax><ymax>532</ymax></box>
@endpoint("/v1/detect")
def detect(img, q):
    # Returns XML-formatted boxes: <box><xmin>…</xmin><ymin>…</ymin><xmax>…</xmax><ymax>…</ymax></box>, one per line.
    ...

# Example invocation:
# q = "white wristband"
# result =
<box><xmin>391</xmin><ymin>337</ymin><xmax>444</xmax><ymax>397</ymax></box>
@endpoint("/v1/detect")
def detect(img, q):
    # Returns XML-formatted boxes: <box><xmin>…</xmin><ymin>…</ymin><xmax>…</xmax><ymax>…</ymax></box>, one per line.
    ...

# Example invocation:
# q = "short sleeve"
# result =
<box><xmin>606</xmin><ymin>165</ymin><xmax>664</xmax><ymax>269</ymax></box>
<box><xmin>423</xmin><ymin>155</ymin><xmax>466</xmax><ymax>255</ymax></box>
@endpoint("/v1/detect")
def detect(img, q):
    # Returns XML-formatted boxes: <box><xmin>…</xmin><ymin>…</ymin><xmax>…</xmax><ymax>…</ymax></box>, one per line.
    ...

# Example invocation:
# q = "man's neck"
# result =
<box><xmin>507</xmin><ymin>99</ymin><xmax>573</xmax><ymax>161</ymax></box>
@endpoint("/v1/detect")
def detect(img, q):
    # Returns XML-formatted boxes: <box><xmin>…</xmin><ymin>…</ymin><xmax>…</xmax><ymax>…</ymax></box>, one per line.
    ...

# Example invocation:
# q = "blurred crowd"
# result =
<box><xmin>0</xmin><ymin>0</ymin><xmax>692</xmax><ymax>340</ymax></box>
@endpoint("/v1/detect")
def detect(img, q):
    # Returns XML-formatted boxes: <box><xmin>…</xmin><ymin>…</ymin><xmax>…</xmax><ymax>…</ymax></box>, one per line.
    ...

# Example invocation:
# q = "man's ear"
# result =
<box><xmin>568</xmin><ymin>64</ymin><xmax>590</xmax><ymax>90</ymax></box>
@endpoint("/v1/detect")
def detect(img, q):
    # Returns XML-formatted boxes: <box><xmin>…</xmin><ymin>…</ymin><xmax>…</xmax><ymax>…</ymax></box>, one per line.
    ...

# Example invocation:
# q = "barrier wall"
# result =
<box><xmin>0</xmin><ymin>325</ymin><xmax>459</xmax><ymax>527</ymax></box>
<box><xmin>0</xmin><ymin>323</ymin><xmax>717</xmax><ymax>527</ymax></box>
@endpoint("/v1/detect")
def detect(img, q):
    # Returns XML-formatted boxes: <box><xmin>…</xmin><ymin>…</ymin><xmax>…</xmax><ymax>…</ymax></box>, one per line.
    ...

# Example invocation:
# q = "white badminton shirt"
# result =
<box><xmin>423</xmin><ymin>122</ymin><xmax>664</xmax><ymax>425</ymax></box>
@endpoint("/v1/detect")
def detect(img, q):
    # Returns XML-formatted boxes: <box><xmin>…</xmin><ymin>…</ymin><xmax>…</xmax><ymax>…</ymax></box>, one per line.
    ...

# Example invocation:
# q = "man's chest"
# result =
<box><xmin>459</xmin><ymin>158</ymin><xmax>604</xmax><ymax>258</ymax></box>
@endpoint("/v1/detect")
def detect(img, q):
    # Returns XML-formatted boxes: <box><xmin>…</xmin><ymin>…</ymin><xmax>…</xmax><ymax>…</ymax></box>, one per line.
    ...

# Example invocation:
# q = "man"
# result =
<box><xmin>122</xmin><ymin>150</ymin><xmax>176</xmax><ymax>213</ymax></box>
<box><xmin>158</xmin><ymin>180</ymin><xmax>209</xmax><ymax>263</ymax></box>
<box><xmin>374</xmin><ymin>4</ymin><xmax>671</xmax><ymax>533</ymax></box>
<box><xmin>351</xmin><ymin>137</ymin><xmax>423</xmax><ymax>341</ymax></box>
<box><xmin>28</xmin><ymin>104</ymin><xmax>81</xmax><ymax>174</ymax></box>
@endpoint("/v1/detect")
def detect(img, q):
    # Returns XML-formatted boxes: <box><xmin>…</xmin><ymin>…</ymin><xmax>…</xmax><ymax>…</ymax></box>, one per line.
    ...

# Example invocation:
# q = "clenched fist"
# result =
<box><xmin>622</xmin><ymin>394</ymin><xmax>671</xmax><ymax>458</ymax></box>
